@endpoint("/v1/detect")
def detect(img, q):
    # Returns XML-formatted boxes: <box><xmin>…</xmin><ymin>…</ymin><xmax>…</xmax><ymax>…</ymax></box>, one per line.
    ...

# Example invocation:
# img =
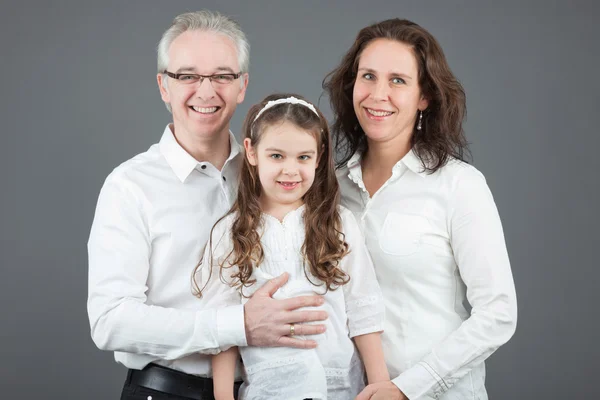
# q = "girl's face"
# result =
<box><xmin>244</xmin><ymin>120</ymin><xmax>319</xmax><ymax>217</ymax></box>
<box><xmin>353</xmin><ymin>38</ymin><xmax>428</xmax><ymax>147</ymax></box>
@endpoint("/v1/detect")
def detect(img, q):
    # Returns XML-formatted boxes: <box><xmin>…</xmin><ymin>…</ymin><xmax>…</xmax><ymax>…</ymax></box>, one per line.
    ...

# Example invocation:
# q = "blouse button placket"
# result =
<box><xmin>282</xmin><ymin>222</ymin><xmax>288</xmax><ymax>260</ymax></box>
<box><xmin>362</xmin><ymin>167</ymin><xmax>402</xmax><ymax>220</ymax></box>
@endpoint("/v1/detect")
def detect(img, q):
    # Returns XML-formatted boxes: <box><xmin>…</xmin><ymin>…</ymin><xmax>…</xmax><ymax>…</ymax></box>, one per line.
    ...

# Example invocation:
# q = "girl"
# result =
<box><xmin>195</xmin><ymin>93</ymin><xmax>388</xmax><ymax>400</ymax></box>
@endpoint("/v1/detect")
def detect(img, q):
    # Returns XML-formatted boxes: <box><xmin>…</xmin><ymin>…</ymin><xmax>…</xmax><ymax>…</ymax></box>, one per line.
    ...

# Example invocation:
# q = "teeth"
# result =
<box><xmin>366</xmin><ymin>108</ymin><xmax>393</xmax><ymax>117</ymax></box>
<box><xmin>192</xmin><ymin>106</ymin><xmax>218</xmax><ymax>113</ymax></box>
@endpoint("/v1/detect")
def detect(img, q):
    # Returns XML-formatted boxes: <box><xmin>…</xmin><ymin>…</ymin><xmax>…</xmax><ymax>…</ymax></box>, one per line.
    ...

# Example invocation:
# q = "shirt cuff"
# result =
<box><xmin>216</xmin><ymin>304</ymin><xmax>247</xmax><ymax>349</ymax></box>
<box><xmin>392</xmin><ymin>362</ymin><xmax>448</xmax><ymax>400</ymax></box>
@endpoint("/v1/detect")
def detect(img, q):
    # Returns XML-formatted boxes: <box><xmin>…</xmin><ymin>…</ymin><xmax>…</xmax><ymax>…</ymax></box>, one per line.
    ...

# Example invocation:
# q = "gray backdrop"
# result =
<box><xmin>1</xmin><ymin>0</ymin><xmax>598</xmax><ymax>399</ymax></box>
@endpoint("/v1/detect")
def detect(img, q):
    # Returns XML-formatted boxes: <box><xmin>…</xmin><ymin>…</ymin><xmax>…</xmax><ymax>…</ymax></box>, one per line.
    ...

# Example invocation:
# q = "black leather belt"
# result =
<box><xmin>128</xmin><ymin>364</ymin><xmax>241</xmax><ymax>400</ymax></box>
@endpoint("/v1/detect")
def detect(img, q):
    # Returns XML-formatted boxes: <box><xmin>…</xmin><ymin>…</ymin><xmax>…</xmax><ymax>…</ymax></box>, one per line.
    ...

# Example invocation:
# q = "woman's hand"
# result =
<box><xmin>355</xmin><ymin>381</ymin><xmax>408</xmax><ymax>400</ymax></box>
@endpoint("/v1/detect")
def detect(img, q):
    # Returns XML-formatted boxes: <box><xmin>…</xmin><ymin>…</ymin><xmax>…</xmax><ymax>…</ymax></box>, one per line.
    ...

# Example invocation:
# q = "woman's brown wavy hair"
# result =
<box><xmin>323</xmin><ymin>18</ymin><xmax>470</xmax><ymax>172</ymax></box>
<box><xmin>193</xmin><ymin>93</ymin><xmax>349</xmax><ymax>297</ymax></box>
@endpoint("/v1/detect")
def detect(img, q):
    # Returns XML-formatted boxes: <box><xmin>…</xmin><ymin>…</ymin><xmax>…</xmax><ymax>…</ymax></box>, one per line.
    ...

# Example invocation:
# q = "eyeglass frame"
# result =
<box><xmin>162</xmin><ymin>70</ymin><xmax>242</xmax><ymax>85</ymax></box>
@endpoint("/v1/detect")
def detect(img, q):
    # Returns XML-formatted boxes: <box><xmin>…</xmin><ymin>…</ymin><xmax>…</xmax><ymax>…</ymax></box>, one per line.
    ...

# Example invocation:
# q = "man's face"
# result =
<box><xmin>157</xmin><ymin>30</ymin><xmax>248</xmax><ymax>142</ymax></box>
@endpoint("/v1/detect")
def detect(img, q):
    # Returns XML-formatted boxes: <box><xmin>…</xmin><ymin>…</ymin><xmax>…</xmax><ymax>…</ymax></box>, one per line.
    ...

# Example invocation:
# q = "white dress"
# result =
<box><xmin>199</xmin><ymin>205</ymin><xmax>385</xmax><ymax>400</ymax></box>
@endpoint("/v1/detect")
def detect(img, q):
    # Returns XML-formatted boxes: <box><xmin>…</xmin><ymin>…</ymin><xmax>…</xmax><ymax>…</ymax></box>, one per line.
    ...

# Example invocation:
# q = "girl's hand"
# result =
<box><xmin>355</xmin><ymin>381</ymin><xmax>408</xmax><ymax>400</ymax></box>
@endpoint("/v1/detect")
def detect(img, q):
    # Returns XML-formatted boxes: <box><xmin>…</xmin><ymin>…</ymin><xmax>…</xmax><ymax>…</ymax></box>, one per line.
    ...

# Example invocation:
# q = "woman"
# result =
<box><xmin>324</xmin><ymin>19</ymin><xmax>517</xmax><ymax>400</ymax></box>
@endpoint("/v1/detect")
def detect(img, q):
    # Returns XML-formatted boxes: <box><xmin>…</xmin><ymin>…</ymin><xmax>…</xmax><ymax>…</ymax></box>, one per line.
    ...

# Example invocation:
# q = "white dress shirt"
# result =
<box><xmin>199</xmin><ymin>205</ymin><xmax>385</xmax><ymax>400</ymax></box>
<box><xmin>87</xmin><ymin>125</ymin><xmax>246</xmax><ymax>377</ymax></box>
<box><xmin>338</xmin><ymin>149</ymin><xmax>517</xmax><ymax>400</ymax></box>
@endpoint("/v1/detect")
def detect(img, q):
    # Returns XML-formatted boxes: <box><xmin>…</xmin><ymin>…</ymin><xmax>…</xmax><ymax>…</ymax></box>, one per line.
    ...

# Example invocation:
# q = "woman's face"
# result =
<box><xmin>353</xmin><ymin>39</ymin><xmax>428</xmax><ymax>147</ymax></box>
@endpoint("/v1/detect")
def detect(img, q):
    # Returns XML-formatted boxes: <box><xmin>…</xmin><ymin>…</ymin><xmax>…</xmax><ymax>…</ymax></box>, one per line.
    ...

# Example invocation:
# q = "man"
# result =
<box><xmin>87</xmin><ymin>10</ymin><xmax>326</xmax><ymax>400</ymax></box>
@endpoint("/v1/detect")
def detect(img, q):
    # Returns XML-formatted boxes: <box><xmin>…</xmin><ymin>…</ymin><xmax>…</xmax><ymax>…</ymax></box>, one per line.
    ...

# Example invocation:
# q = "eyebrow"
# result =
<box><xmin>357</xmin><ymin>67</ymin><xmax>413</xmax><ymax>80</ymax></box>
<box><xmin>264</xmin><ymin>147</ymin><xmax>317</xmax><ymax>155</ymax></box>
<box><xmin>174</xmin><ymin>66</ymin><xmax>237</xmax><ymax>74</ymax></box>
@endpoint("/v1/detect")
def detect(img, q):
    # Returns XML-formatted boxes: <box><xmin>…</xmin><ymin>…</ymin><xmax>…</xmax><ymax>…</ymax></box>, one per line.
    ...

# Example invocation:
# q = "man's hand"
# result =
<box><xmin>244</xmin><ymin>272</ymin><xmax>328</xmax><ymax>348</ymax></box>
<box><xmin>355</xmin><ymin>381</ymin><xmax>408</xmax><ymax>400</ymax></box>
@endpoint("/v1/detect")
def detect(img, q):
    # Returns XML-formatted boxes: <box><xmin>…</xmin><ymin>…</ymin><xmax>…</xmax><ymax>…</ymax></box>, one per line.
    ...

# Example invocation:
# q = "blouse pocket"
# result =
<box><xmin>379</xmin><ymin>212</ymin><xmax>431</xmax><ymax>256</ymax></box>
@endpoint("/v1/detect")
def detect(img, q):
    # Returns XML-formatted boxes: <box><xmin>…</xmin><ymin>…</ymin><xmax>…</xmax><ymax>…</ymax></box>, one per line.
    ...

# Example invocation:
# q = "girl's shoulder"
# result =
<box><xmin>337</xmin><ymin>204</ymin><xmax>355</xmax><ymax>222</ymax></box>
<box><xmin>215</xmin><ymin>211</ymin><xmax>237</xmax><ymax>228</ymax></box>
<box><xmin>209</xmin><ymin>212</ymin><xmax>239</xmax><ymax>244</ymax></box>
<box><xmin>337</xmin><ymin>205</ymin><xmax>362</xmax><ymax>239</ymax></box>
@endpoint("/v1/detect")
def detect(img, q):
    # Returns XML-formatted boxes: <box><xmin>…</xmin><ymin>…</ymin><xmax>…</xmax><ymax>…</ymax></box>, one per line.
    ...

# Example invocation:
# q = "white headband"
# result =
<box><xmin>253</xmin><ymin>96</ymin><xmax>319</xmax><ymax>122</ymax></box>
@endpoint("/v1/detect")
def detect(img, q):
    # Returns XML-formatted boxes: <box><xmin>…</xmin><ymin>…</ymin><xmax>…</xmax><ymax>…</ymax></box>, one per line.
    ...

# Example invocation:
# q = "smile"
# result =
<box><xmin>277</xmin><ymin>181</ymin><xmax>301</xmax><ymax>190</ymax></box>
<box><xmin>190</xmin><ymin>106</ymin><xmax>220</xmax><ymax>114</ymax></box>
<box><xmin>365</xmin><ymin>108</ymin><xmax>394</xmax><ymax>117</ymax></box>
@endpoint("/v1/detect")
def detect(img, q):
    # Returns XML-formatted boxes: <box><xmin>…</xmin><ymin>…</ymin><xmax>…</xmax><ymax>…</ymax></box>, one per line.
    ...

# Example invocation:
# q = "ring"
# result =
<box><xmin>289</xmin><ymin>323</ymin><xmax>295</xmax><ymax>336</ymax></box>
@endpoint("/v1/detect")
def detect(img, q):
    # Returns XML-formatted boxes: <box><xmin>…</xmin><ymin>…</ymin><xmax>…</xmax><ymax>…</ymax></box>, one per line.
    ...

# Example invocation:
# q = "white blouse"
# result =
<box><xmin>199</xmin><ymin>205</ymin><xmax>385</xmax><ymax>400</ymax></box>
<box><xmin>338</xmin><ymin>150</ymin><xmax>517</xmax><ymax>400</ymax></box>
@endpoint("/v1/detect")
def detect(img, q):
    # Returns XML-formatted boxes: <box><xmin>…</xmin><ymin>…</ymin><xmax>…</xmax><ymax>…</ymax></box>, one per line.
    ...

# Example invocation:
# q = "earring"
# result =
<box><xmin>417</xmin><ymin>110</ymin><xmax>423</xmax><ymax>131</ymax></box>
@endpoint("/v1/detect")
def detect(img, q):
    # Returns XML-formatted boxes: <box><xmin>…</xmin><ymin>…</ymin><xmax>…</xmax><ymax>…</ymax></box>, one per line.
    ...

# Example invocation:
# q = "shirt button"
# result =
<box><xmin>222</xmin><ymin>176</ymin><xmax>227</xmax><ymax>181</ymax></box>
<box><xmin>200</xmin><ymin>164</ymin><xmax>206</xmax><ymax>170</ymax></box>
<box><xmin>147</xmin><ymin>396</ymin><xmax>152</xmax><ymax>400</ymax></box>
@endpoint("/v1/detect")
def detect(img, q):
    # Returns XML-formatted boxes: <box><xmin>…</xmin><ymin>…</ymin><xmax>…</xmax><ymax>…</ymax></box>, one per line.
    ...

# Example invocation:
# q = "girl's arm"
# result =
<box><xmin>212</xmin><ymin>347</ymin><xmax>239</xmax><ymax>400</ymax></box>
<box><xmin>337</xmin><ymin>208</ymin><xmax>389</xmax><ymax>381</ymax></box>
<box><xmin>199</xmin><ymin>218</ymin><xmax>243</xmax><ymax>400</ymax></box>
<box><xmin>354</xmin><ymin>332</ymin><xmax>390</xmax><ymax>383</ymax></box>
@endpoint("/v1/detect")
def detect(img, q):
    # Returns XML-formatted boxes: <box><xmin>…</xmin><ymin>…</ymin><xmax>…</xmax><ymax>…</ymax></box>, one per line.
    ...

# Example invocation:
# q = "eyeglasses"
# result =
<box><xmin>163</xmin><ymin>71</ymin><xmax>242</xmax><ymax>85</ymax></box>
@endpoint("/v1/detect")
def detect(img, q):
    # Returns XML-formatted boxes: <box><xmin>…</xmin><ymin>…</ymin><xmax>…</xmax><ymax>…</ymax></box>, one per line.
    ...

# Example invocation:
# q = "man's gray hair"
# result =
<box><xmin>157</xmin><ymin>10</ymin><xmax>250</xmax><ymax>112</ymax></box>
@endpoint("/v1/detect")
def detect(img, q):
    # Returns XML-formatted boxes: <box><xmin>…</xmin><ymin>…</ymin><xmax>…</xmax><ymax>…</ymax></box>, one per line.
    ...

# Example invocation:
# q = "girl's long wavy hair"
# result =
<box><xmin>193</xmin><ymin>93</ymin><xmax>349</xmax><ymax>297</ymax></box>
<box><xmin>323</xmin><ymin>18</ymin><xmax>470</xmax><ymax>173</ymax></box>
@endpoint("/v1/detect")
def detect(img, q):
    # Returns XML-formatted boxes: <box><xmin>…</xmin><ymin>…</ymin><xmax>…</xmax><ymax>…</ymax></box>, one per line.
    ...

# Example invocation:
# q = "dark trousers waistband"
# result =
<box><xmin>126</xmin><ymin>364</ymin><xmax>241</xmax><ymax>400</ymax></box>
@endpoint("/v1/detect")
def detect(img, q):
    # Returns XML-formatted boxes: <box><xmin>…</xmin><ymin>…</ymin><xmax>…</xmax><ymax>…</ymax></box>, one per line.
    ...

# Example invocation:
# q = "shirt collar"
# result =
<box><xmin>346</xmin><ymin>148</ymin><xmax>427</xmax><ymax>178</ymax></box>
<box><xmin>346</xmin><ymin>152</ymin><xmax>367</xmax><ymax>193</ymax></box>
<box><xmin>401</xmin><ymin>148</ymin><xmax>427</xmax><ymax>177</ymax></box>
<box><xmin>346</xmin><ymin>152</ymin><xmax>362</xmax><ymax>170</ymax></box>
<box><xmin>159</xmin><ymin>124</ymin><xmax>242</xmax><ymax>183</ymax></box>
<box><xmin>223</xmin><ymin>132</ymin><xmax>242</xmax><ymax>167</ymax></box>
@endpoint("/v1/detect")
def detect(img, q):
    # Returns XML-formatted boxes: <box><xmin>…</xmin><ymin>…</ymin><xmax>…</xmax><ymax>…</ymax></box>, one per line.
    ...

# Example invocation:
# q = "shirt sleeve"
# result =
<box><xmin>392</xmin><ymin>167</ymin><xmax>517</xmax><ymax>399</ymax></box>
<box><xmin>87</xmin><ymin>174</ymin><xmax>246</xmax><ymax>361</ymax></box>
<box><xmin>339</xmin><ymin>207</ymin><xmax>386</xmax><ymax>338</ymax></box>
<box><xmin>196</xmin><ymin>217</ymin><xmax>244</xmax><ymax>351</ymax></box>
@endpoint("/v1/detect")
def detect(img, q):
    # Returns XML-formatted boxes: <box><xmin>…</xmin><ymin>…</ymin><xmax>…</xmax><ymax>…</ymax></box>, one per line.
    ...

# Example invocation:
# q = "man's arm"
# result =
<box><xmin>88</xmin><ymin>175</ymin><xmax>328</xmax><ymax>357</ymax></box>
<box><xmin>87</xmin><ymin>175</ymin><xmax>245</xmax><ymax>358</ymax></box>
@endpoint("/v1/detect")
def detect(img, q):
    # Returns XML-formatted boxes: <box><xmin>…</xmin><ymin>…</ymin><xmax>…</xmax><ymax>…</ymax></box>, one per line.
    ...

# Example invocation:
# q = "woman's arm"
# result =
<box><xmin>354</xmin><ymin>332</ymin><xmax>389</xmax><ymax>383</ymax></box>
<box><xmin>392</xmin><ymin>167</ymin><xmax>517</xmax><ymax>399</ymax></box>
<box><xmin>212</xmin><ymin>347</ymin><xmax>239</xmax><ymax>400</ymax></box>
